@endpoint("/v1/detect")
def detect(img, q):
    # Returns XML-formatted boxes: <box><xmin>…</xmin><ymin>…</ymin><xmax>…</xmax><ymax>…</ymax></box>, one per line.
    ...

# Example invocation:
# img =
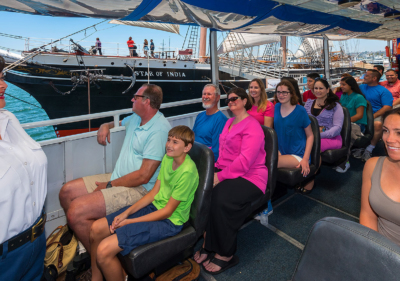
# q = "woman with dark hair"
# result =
<box><xmin>305</xmin><ymin>78</ymin><xmax>344</xmax><ymax>151</ymax></box>
<box><xmin>281</xmin><ymin>76</ymin><xmax>304</xmax><ymax>106</ymax></box>
<box><xmin>274</xmin><ymin>80</ymin><xmax>314</xmax><ymax>193</ymax></box>
<box><xmin>360</xmin><ymin>107</ymin><xmax>400</xmax><ymax>246</ymax></box>
<box><xmin>0</xmin><ymin>56</ymin><xmax>48</xmax><ymax>281</ymax></box>
<box><xmin>247</xmin><ymin>78</ymin><xmax>274</xmax><ymax>128</ymax></box>
<box><xmin>333</xmin><ymin>73</ymin><xmax>352</xmax><ymax>99</ymax></box>
<box><xmin>194</xmin><ymin>87</ymin><xmax>268</xmax><ymax>275</ymax></box>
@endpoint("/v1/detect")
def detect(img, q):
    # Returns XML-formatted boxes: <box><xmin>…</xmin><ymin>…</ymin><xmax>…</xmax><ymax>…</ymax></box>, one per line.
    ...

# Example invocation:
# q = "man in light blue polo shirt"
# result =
<box><xmin>353</xmin><ymin>70</ymin><xmax>393</xmax><ymax>161</ymax></box>
<box><xmin>59</xmin><ymin>84</ymin><xmax>170</xmax><ymax>252</ymax></box>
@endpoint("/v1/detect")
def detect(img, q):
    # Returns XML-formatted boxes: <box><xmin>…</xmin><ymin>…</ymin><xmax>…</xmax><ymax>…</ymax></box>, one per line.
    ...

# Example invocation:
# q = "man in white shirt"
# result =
<box><xmin>0</xmin><ymin>56</ymin><xmax>48</xmax><ymax>281</ymax></box>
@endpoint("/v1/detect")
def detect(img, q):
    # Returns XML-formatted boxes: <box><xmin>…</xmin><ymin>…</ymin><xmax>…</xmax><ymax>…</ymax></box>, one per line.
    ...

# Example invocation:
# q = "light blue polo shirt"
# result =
<box><xmin>111</xmin><ymin>111</ymin><xmax>171</xmax><ymax>191</ymax></box>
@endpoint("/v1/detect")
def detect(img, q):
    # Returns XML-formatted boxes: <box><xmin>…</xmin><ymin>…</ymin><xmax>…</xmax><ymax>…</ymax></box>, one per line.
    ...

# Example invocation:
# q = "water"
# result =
<box><xmin>4</xmin><ymin>82</ymin><xmax>57</xmax><ymax>141</ymax></box>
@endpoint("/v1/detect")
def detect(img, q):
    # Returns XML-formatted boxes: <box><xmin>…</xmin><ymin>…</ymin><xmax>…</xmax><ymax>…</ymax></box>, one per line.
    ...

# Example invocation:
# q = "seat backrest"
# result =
<box><xmin>309</xmin><ymin>116</ymin><xmax>321</xmax><ymax>168</ymax></box>
<box><xmin>292</xmin><ymin>217</ymin><xmax>400</xmax><ymax>281</ymax></box>
<box><xmin>365</xmin><ymin>101</ymin><xmax>374</xmax><ymax>137</ymax></box>
<box><xmin>261</xmin><ymin>125</ymin><xmax>278</xmax><ymax>200</ymax></box>
<box><xmin>341</xmin><ymin>107</ymin><xmax>351</xmax><ymax>149</ymax></box>
<box><xmin>187</xmin><ymin>142</ymin><xmax>214</xmax><ymax>238</ymax></box>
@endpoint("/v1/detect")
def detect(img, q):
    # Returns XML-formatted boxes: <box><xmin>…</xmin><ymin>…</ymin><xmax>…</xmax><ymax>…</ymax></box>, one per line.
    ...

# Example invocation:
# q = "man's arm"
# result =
<box><xmin>373</xmin><ymin>105</ymin><xmax>392</xmax><ymax>119</ymax></box>
<box><xmin>97</xmin><ymin>120</ymin><xmax>122</xmax><ymax>145</ymax></box>
<box><xmin>111</xmin><ymin>158</ymin><xmax>161</xmax><ymax>187</ymax></box>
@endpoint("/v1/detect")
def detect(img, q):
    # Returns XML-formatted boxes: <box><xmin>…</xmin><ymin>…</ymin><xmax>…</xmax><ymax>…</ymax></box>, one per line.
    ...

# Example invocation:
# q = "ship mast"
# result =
<box><xmin>199</xmin><ymin>27</ymin><xmax>207</xmax><ymax>63</ymax></box>
<box><xmin>281</xmin><ymin>36</ymin><xmax>287</xmax><ymax>68</ymax></box>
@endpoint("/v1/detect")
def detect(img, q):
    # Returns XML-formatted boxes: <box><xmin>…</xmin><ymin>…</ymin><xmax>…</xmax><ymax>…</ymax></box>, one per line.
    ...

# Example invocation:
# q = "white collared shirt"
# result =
<box><xmin>0</xmin><ymin>109</ymin><xmax>47</xmax><ymax>243</ymax></box>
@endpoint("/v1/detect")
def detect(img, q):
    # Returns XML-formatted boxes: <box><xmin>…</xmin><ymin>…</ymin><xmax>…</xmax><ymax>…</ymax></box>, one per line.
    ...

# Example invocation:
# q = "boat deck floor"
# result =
<box><xmin>198</xmin><ymin>142</ymin><xmax>386</xmax><ymax>281</ymax></box>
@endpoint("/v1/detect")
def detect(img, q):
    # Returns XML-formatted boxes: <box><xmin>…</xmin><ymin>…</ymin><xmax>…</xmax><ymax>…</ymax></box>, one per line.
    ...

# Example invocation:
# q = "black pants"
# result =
<box><xmin>205</xmin><ymin>177</ymin><xmax>263</xmax><ymax>256</ymax></box>
<box><xmin>98</xmin><ymin>48</ymin><xmax>102</xmax><ymax>55</ymax></box>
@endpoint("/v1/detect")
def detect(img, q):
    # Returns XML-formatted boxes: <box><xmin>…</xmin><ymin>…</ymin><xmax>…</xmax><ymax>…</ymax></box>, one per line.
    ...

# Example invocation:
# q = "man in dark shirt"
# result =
<box><xmin>150</xmin><ymin>39</ymin><xmax>155</xmax><ymax>57</ymax></box>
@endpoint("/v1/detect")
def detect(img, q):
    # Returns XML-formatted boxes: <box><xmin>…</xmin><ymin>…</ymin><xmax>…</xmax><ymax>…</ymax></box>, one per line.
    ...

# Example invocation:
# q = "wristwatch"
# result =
<box><xmin>106</xmin><ymin>181</ymin><xmax>113</xmax><ymax>189</ymax></box>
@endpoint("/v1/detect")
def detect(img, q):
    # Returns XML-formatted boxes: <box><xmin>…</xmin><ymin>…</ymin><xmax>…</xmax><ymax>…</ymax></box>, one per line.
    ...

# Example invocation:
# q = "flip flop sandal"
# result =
<box><xmin>202</xmin><ymin>255</ymin><xmax>239</xmax><ymax>275</ymax></box>
<box><xmin>194</xmin><ymin>247</ymin><xmax>213</xmax><ymax>264</ymax></box>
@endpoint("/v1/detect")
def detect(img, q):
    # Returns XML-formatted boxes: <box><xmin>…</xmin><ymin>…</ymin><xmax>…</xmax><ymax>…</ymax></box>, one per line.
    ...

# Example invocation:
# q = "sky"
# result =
<box><xmin>0</xmin><ymin>12</ymin><xmax>390</xmax><ymax>57</ymax></box>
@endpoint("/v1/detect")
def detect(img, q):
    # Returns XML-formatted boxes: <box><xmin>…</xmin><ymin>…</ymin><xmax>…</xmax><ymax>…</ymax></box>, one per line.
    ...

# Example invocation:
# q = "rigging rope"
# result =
<box><xmin>4</xmin><ymin>93</ymin><xmax>43</xmax><ymax>109</ymax></box>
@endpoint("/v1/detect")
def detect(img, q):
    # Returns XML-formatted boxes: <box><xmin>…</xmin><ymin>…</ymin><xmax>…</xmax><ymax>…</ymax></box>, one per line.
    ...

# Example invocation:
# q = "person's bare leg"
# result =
<box><xmin>371</xmin><ymin>121</ymin><xmax>383</xmax><ymax>146</ymax></box>
<box><xmin>59</xmin><ymin>178</ymin><xmax>88</xmax><ymax>212</ymax></box>
<box><xmin>278</xmin><ymin>155</ymin><xmax>300</xmax><ymax>169</ymax></box>
<box><xmin>203</xmin><ymin>253</ymin><xmax>233</xmax><ymax>272</ymax></box>
<box><xmin>97</xmin><ymin>235</ymin><xmax>125</xmax><ymax>281</ymax></box>
<box><xmin>67</xmin><ymin>191</ymin><xmax>106</xmax><ymax>252</ymax></box>
<box><xmin>90</xmin><ymin>218</ymin><xmax>112</xmax><ymax>281</ymax></box>
<box><xmin>302</xmin><ymin>156</ymin><xmax>321</xmax><ymax>191</ymax></box>
<box><xmin>193</xmin><ymin>232</ymin><xmax>208</xmax><ymax>263</ymax></box>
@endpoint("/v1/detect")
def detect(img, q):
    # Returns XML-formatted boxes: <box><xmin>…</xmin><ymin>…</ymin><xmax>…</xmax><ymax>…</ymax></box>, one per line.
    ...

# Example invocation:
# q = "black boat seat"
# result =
<box><xmin>250</xmin><ymin>126</ymin><xmax>278</xmax><ymax>212</ymax></box>
<box><xmin>117</xmin><ymin>142</ymin><xmax>214</xmax><ymax>279</ymax></box>
<box><xmin>352</xmin><ymin>101</ymin><xmax>374</xmax><ymax>149</ymax></box>
<box><xmin>276</xmin><ymin>116</ymin><xmax>321</xmax><ymax>187</ymax></box>
<box><xmin>292</xmin><ymin>217</ymin><xmax>400</xmax><ymax>281</ymax></box>
<box><xmin>321</xmin><ymin>107</ymin><xmax>351</xmax><ymax>165</ymax></box>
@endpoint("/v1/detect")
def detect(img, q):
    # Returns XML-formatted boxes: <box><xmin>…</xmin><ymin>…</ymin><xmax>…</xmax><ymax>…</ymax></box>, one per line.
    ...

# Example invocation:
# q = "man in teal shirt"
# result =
<box><xmin>59</xmin><ymin>84</ymin><xmax>171</xmax><ymax>252</ymax></box>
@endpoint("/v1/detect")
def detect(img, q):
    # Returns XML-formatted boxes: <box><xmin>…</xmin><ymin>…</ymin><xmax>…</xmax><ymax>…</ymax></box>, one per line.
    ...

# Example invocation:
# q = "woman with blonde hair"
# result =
<box><xmin>143</xmin><ymin>39</ymin><xmax>149</xmax><ymax>57</ymax></box>
<box><xmin>247</xmin><ymin>78</ymin><xmax>274</xmax><ymax>128</ymax></box>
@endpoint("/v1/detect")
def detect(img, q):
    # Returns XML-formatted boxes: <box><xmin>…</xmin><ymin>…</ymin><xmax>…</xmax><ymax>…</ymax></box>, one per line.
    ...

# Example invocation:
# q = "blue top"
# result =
<box><xmin>192</xmin><ymin>110</ymin><xmax>227</xmax><ymax>162</ymax></box>
<box><xmin>150</xmin><ymin>42</ymin><xmax>155</xmax><ymax>50</ymax></box>
<box><xmin>359</xmin><ymin>84</ymin><xmax>393</xmax><ymax>114</ymax></box>
<box><xmin>340</xmin><ymin>92</ymin><xmax>368</xmax><ymax>125</ymax></box>
<box><xmin>274</xmin><ymin>104</ymin><xmax>311</xmax><ymax>159</ymax></box>
<box><xmin>111</xmin><ymin>111</ymin><xmax>171</xmax><ymax>191</ymax></box>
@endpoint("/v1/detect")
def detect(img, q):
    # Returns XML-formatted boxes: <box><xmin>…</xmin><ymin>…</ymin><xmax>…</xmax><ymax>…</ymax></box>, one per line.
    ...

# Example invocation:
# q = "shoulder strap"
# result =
<box><xmin>172</xmin><ymin>259</ymin><xmax>193</xmax><ymax>281</ymax></box>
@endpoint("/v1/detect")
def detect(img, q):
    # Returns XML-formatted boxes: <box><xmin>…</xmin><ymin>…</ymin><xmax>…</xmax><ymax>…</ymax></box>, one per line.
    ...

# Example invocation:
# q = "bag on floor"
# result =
<box><xmin>44</xmin><ymin>225</ymin><xmax>78</xmax><ymax>274</ymax></box>
<box><xmin>148</xmin><ymin>258</ymin><xmax>200</xmax><ymax>281</ymax></box>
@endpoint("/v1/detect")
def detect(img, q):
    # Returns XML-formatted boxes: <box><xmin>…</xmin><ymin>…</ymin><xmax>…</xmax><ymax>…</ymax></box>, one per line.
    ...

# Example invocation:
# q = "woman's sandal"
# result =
<box><xmin>295</xmin><ymin>185</ymin><xmax>313</xmax><ymax>195</ymax></box>
<box><xmin>194</xmin><ymin>247</ymin><xmax>213</xmax><ymax>264</ymax></box>
<box><xmin>202</xmin><ymin>255</ymin><xmax>239</xmax><ymax>275</ymax></box>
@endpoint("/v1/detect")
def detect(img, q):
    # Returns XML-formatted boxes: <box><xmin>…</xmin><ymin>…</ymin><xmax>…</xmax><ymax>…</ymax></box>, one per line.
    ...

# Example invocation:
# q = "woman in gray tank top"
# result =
<box><xmin>360</xmin><ymin>107</ymin><xmax>400</xmax><ymax>246</ymax></box>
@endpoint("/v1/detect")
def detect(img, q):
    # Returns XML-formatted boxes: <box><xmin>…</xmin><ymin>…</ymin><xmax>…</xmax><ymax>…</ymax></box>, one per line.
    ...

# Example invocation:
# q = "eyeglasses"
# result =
<box><xmin>276</xmin><ymin>91</ymin><xmax>290</xmax><ymax>96</ymax></box>
<box><xmin>225</xmin><ymin>96</ymin><xmax>241</xmax><ymax>104</ymax></box>
<box><xmin>133</xmin><ymin>94</ymin><xmax>147</xmax><ymax>100</ymax></box>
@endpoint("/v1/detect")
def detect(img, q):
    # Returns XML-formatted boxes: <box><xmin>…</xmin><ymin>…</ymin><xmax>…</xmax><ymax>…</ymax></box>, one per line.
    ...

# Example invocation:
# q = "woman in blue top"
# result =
<box><xmin>340</xmin><ymin>76</ymin><xmax>368</xmax><ymax>144</ymax></box>
<box><xmin>274</xmin><ymin>80</ymin><xmax>314</xmax><ymax>193</ymax></box>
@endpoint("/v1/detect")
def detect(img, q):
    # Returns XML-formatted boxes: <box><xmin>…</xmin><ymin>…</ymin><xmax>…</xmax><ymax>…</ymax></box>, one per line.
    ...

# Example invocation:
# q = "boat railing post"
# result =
<box><xmin>113</xmin><ymin>114</ymin><xmax>120</xmax><ymax>128</ymax></box>
<box><xmin>323</xmin><ymin>35</ymin><xmax>331</xmax><ymax>84</ymax></box>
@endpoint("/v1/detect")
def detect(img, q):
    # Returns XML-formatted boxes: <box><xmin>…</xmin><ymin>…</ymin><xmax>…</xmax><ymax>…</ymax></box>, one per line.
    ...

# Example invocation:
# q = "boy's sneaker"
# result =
<box><xmin>352</xmin><ymin>148</ymin><xmax>364</xmax><ymax>159</ymax></box>
<box><xmin>361</xmin><ymin>150</ymin><xmax>372</xmax><ymax>162</ymax></box>
<box><xmin>254</xmin><ymin>200</ymin><xmax>273</xmax><ymax>220</ymax></box>
<box><xmin>335</xmin><ymin>161</ymin><xmax>350</xmax><ymax>173</ymax></box>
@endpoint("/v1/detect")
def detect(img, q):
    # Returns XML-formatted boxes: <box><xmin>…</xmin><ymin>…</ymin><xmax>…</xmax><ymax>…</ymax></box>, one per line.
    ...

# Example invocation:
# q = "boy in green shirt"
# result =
<box><xmin>89</xmin><ymin>125</ymin><xmax>199</xmax><ymax>281</ymax></box>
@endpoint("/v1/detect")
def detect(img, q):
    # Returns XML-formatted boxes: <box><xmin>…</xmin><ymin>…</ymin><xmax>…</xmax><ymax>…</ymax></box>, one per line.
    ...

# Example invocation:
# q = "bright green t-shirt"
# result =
<box><xmin>340</xmin><ymin>92</ymin><xmax>368</xmax><ymax>125</ymax></box>
<box><xmin>153</xmin><ymin>154</ymin><xmax>199</xmax><ymax>226</ymax></box>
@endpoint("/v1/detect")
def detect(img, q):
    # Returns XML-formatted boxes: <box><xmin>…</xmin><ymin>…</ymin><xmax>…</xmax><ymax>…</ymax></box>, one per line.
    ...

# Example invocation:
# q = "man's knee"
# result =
<box><xmin>59</xmin><ymin>182</ymin><xmax>73</xmax><ymax>205</ymax></box>
<box><xmin>66</xmin><ymin>200</ymin><xmax>84</xmax><ymax>226</ymax></box>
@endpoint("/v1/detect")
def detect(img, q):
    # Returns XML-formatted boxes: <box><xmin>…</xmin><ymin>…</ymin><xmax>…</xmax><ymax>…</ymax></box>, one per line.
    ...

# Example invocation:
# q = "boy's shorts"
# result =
<box><xmin>106</xmin><ymin>204</ymin><xmax>183</xmax><ymax>256</ymax></box>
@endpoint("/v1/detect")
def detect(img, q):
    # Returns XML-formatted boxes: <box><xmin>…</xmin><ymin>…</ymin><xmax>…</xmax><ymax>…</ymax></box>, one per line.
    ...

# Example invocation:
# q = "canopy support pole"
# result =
<box><xmin>323</xmin><ymin>36</ymin><xmax>330</xmax><ymax>83</ymax></box>
<box><xmin>210</xmin><ymin>30</ymin><xmax>219</xmax><ymax>85</ymax></box>
<box><xmin>387</xmin><ymin>40</ymin><xmax>392</xmax><ymax>68</ymax></box>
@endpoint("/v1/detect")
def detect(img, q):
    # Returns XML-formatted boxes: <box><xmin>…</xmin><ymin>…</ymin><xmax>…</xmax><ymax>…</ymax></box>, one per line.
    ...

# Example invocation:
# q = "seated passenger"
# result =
<box><xmin>247</xmin><ymin>78</ymin><xmax>274</xmax><ymax>128</ymax></box>
<box><xmin>90</xmin><ymin>126</ymin><xmax>199</xmax><ymax>281</ymax></box>
<box><xmin>302</xmin><ymin>73</ymin><xmax>320</xmax><ymax>103</ymax></box>
<box><xmin>353</xmin><ymin>70</ymin><xmax>393</xmax><ymax>161</ymax></box>
<box><xmin>380</xmin><ymin>69</ymin><xmax>400</xmax><ymax>109</ymax></box>
<box><xmin>281</xmin><ymin>76</ymin><xmax>304</xmax><ymax>106</ymax></box>
<box><xmin>360</xmin><ymin>107</ymin><xmax>400</xmax><ymax>247</ymax></box>
<box><xmin>333</xmin><ymin>73</ymin><xmax>352</xmax><ymax>99</ymax></box>
<box><xmin>192</xmin><ymin>84</ymin><xmax>227</xmax><ymax>162</ymax></box>
<box><xmin>274</xmin><ymin>81</ymin><xmax>314</xmax><ymax>194</ymax></box>
<box><xmin>59</xmin><ymin>84</ymin><xmax>171</xmax><ymax>253</ymax></box>
<box><xmin>194</xmin><ymin>88</ymin><xmax>268</xmax><ymax>275</ymax></box>
<box><xmin>0</xmin><ymin>56</ymin><xmax>47</xmax><ymax>281</ymax></box>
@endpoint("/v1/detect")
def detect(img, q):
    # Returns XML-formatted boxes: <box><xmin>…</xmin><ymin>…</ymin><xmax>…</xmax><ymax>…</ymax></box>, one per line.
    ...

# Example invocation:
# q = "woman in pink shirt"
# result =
<box><xmin>247</xmin><ymin>78</ymin><xmax>274</xmax><ymax>127</ymax></box>
<box><xmin>194</xmin><ymin>87</ymin><xmax>268</xmax><ymax>275</ymax></box>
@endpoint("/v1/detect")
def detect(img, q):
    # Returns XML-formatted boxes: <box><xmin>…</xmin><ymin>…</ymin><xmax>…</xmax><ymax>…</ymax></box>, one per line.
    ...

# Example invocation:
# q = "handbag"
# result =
<box><xmin>44</xmin><ymin>225</ymin><xmax>78</xmax><ymax>274</ymax></box>
<box><xmin>148</xmin><ymin>259</ymin><xmax>200</xmax><ymax>281</ymax></box>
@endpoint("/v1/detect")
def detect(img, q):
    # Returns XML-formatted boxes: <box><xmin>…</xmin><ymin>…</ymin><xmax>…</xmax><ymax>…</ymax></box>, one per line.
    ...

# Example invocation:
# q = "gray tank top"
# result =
<box><xmin>369</xmin><ymin>156</ymin><xmax>400</xmax><ymax>246</ymax></box>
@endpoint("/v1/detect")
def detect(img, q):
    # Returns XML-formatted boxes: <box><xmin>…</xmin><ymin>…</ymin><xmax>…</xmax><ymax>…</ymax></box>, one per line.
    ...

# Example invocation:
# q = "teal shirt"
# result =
<box><xmin>153</xmin><ymin>154</ymin><xmax>199</xmax><ymax>225</ymax></box>
<box><xmin>111</xmin><ymin>111</ymin><xmax>171</xmax><ymax>191</ymax></box>
<box><xmin>340</xmin><ymin>92</ymin><xmax>367</xmax><ymax>125</ymax></box>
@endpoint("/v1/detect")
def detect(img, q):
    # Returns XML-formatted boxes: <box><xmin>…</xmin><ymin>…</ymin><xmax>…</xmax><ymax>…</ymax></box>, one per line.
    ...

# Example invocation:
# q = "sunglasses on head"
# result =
<box><xmin>225</xmin><ymin>96</ymin><xmax>241</xmax><ymax>104</ymax></box>
<box><xmin>314</xmin><ymin>77</ymin><xmax>327</xmax><ymax>81</ymax></box>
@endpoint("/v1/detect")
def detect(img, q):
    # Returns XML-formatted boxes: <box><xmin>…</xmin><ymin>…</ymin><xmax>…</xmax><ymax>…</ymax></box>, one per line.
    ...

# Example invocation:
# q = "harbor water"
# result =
<box><xmin>5</xmin><ymin>81</ymin><xmax>56</xmax><ymax>141</ymax></box>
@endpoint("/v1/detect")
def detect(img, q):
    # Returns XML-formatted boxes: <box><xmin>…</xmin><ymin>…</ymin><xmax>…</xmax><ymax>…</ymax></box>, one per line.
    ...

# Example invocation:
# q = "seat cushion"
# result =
<box><xmin>118</xmin><ymin>226</ymin><xmax>196</xmax><ymax>278</ymax></box>
<box><xmin>321</xmin><ymin>147</ymin><xmax>348</xmax><ymax>164</ymax></box>
<box><xmin>277</xmin><ymin>164</ymin><xmax>317</xmax><ymax>187</ymax></box>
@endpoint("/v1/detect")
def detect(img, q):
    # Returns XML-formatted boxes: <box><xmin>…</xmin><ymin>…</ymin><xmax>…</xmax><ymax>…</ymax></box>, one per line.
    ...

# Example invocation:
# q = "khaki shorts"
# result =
<box><xmin>83</xmin><ymin>173</ymin><xmax>148</xmax><ymax>215</ymax></box>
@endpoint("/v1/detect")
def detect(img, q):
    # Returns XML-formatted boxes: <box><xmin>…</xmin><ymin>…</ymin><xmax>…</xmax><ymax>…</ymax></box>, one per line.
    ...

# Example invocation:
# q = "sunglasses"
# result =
<box><xmin>225</xmin><ymin>96</ymin><xmax>241</xmax><ymax>105</ymax></box>
<box><xmin>314</xmin><ymin>77</ymin><xmax>327</xmax><ymax>81</ymax></box>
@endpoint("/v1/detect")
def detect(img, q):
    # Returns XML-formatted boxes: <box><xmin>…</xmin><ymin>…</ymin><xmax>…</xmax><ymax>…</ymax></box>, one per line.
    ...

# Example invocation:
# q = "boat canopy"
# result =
<box><xmin>1</xmin><ymin>0</ymin><xmax>400</xmax><ymax>40</ymax></box>
<box><xmin>109</xmin><ymin>20</ymin><xmax>180</xmax><ymax>35</ymax></box>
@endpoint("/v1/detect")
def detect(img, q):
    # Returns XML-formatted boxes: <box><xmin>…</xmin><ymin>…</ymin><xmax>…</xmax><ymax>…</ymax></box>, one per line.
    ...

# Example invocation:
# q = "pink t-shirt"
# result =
<box><xmin>247</xmin><ymin>102</ymin><xmax>275</xmax><ymax>125</ymax></box>
<box><xmin>215</xmin><ymin>116</ymin><xmax>268</xmax><ymax>193</ymax></box>
<box><xmin>380</xmin><ymin>80</ymin><xmax>400</xmax><ymax>101</ymax></box>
